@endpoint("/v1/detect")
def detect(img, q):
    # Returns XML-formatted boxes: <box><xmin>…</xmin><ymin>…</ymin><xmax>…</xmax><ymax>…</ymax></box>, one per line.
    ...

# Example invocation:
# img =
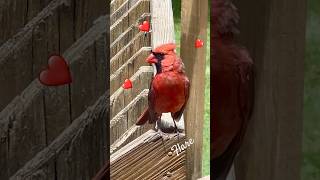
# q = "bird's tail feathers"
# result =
<box><xmin>136</xmin><ymin>108</ymin><xmax>149</xmax><ymax>125</ymax></box>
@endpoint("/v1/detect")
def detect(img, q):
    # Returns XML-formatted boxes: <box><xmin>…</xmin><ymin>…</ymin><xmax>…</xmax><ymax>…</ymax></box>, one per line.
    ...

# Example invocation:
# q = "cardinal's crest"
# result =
<box><xmin>212</xmin><ymin>0</ymin><xmax>240</xmax><ymax>37</ymax></box>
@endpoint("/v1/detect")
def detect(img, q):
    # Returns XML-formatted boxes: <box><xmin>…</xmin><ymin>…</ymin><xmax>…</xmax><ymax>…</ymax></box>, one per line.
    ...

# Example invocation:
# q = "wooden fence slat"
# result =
<box><xmin>111</xmin><ymin>32</ymin><xmax>151</xmax><ymax>59</ymax></box>
<box><xmin>0</xmin><ymin>0</ymin><xmax>28</xmax><ymax>45</ymax></box>
<box><xmin>111</xmin><ymin>0</ymin><xmax>127</xmax><ymax>14</ymax></box>
<box><xmin>0</xmin><ymin>14</ymin><xmax>107</xmax><ymax>126</ymax></box>
<box><xmin>111</xmin><ymin>0</ymin><xmax>150</xmax><ymax>41</ymax></box>
<box><xmin>110</xmin><ymin>46</ymin><xmax>151</xmax><ymax>75</ymax></box>
<box><xmin>43</xmin><ymin>9</ymin><xmax>71</xmax><ymax>146</ymax></box>
<box><xmin>111</xmin><ymin>0</ymin><xmax>142</xmax><ymax>25</ymax></box>
<box><xmin>0</xmin><ymin>0</ymin><xmax>67</xmax><ymax>111</ymax></box>
<box><xmin>110</xmin><ymin>89</ymin><xmax>148</xmax><ymax>144</ymax></box>
<box><xmin>110</xmin><ymin>66</ymin><xmax>153</xmax><ymax>118</ymax></box>
<box><xmin>0</xmin><ymin>124</ymin><xmax>8</xmax><ymax>179</ymax></box>
<box><xmin>181</xmin><ymin>0</ymin><xmax>208</xmax><ymax>179</ymax></box>
<box><xmin>59</xmin><ymin>0</ymin><xmax>76</xmax><ymax>52</ymax></box>
<box><xmin>10</xmin><ymin>93</ymin><xmax>108</xmax><ymax>179</ymax></box>
<box><xmin>8</xmin><ymin>91</ymin><xmax>46</xmax><ymax>176</ymax></box>
<box><xmin>0</xmin><ymin>14</ymin><xmax>107</xmax><ymax>177</ymax></box>
<box><xmin>111</xmin><ymin>13</ymin><xmax>150</xmax><ymax>44</ymax></box>
<box><xmin>95</xmin><ymin>35</ymin><xmax>109</xmax><ymax>99</ymax></box>
<box><xmin>70</xmin><ymin>46</ymin><xmax>97</xmax><ymax>119</ymax></box>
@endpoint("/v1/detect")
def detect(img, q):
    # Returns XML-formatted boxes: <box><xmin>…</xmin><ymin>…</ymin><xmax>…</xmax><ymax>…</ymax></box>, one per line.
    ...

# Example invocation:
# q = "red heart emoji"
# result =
<box><xmin>195</xmin><ymin>38</ymin><xmax>204</xmax><ymax>48</ymax></box>
<box><xmin>139</xmin><ymin>21</ymin><xmax>150</xmax><ymax>32</ymax></box>
<box><xmin>122</xmin><ymin>79</ymin><xmax>132</xmax><ymax>89</ymax></box>
<box><xmin>39</xmin><ymin>55</ymin><xmax>72</xmax><ymax>86</ymax></box>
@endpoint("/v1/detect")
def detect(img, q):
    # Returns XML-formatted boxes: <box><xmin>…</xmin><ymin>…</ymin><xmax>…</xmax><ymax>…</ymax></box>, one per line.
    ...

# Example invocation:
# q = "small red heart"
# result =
<box><xmin>122</xmin><ymin>79</ymin><xmax>132</xmax><ymax>89</ymax></box>
<box><xmin>39</xmin><ymin>55</ymin><xmax>72</xmax><ymax>86</ymax></box>
<box><xmin>195</xmin><ymin>39</ymin><xmax>204</xmax><ymax>48</ymax></box>
<box><xmin>139</xmin><ymin>21</ymin><xmax>150</xmax><ymax>32</ymax></box>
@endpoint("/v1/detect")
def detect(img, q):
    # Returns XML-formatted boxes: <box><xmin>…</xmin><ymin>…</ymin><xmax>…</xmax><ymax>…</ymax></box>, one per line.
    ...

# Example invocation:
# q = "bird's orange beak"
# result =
<box><xmin>146</xmin><ymin>53</ymin><xmax>158</xmax><ymax>64</ymax></box>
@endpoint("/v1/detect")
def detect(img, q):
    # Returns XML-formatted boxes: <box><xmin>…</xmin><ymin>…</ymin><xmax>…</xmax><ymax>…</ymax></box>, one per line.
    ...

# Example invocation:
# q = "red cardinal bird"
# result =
<box><xmin>212</xmin><ymin>0</ymin><xmax>253</xmax><ymax>179</ymax></box>
<box><xmin>136</xmin><ymin>43</ymin><xmax>190</xmax><ymax>131</ymax></box>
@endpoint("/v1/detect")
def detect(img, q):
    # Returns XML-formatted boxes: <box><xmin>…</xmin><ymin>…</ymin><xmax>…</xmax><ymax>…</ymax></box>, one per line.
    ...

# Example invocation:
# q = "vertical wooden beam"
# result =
<box><xmin>151</xmin><ymin>0</ymin><xmax>175</xmax><ymax>46</ymax></box>
<box><xmin>233</xmin><ymin>0</ymin><xmax>307</xmax><ymax>180</ymax></box>
<box><xmin>181</xmin><ymin>0</ymin><xmax>208</xmax><ymax>179</ymax></box>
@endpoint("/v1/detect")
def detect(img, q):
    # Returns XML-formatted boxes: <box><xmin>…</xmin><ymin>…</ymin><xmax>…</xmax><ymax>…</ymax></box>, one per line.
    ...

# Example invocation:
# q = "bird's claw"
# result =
<box><xmin>145</xmin><ymin>130</ymin><xmax>170</xmax><ymax>143</ymax></box>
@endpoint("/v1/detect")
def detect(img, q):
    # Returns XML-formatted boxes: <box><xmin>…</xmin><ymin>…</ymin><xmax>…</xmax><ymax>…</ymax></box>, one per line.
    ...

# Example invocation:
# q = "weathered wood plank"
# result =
<box><xmin>180</xmin><ymin>0</ymin><xmax>208</xmax><ymax>179</ymax></box>
<box><xmin>0</xmin><ymin>16</ymin><xmax>107</xmax><ymax>177</ymax></box>
<box><xmin>111</xmin><ymin>0</ymin><xmax>145</xmax><ymax>25</ymax></box>
<box><xmin>0</xmin><ymin>117</ymin><xmax>9</xmax><ymax>179</ymax></box>
<box><xmin>0</xmin><ymin>15</ymin><xmax>107</xmax><ymax>129</ymax></box>
<box><xmin>111</xmin><ymin>16</ymin><xmax>150</xmax><ymax>54</ymax></box>
<box><xmin>43</xmin><ymin>8</ymin><xmax>71</xmax><ymax>147</ymax></box>
<box><xmin>0</xmin><ymin>0</ymin><xmax>66</xmax><ymax>62</ymax></box>
<box><xmin>110</xmin><ymin>66</ymin><xmax>153</xmax><ymax>118</ymax></box>
<box><xmin>70</xmin><ymin>46</ymin><xmax>97</xmax><ymax>119</ymax></box>
<box><xmin>111</xmin><ymin>13</ymin><xmax>150</xmax><ymax>44</ymax></box>
<box><xmin>0</xmin><ymin>0</ymin><xmax>28</xmax><ymax>45</ymax></box>
<box><xmin>110</xmin><ymin>49</ymin><xmax>151</xmax><ymax>94</ymax></box>
<box><xmin>233</xmin><ymin>0</ymin><xmax>306</xmax><ymax>179</ymax></box>
<box><xmin>111</xmin><ymin>31</ymin><xmax>150</xmax><ymax>59</ymax></box>
<box><xmin>58</xmin><ymin>0</ymin><xmax>76</xmax><ymax>51</ymax></box>
<box><xmin>151</xmin><ymin>0</ymin><xmax>175</xmax><ymax>46</ymax></box>
<box><xmin>10</xmin><ymin>93</ymin><xmax>108</xmax><ymax>180</ymax></box>
<box><xmin>111</xmin><ymin>125</ymin><xmax>148</xmax><ymax>154</ymax></box>
<box><xmin>110</xmin><ymin>89</ymin><xmax>148</xmax><ymax>144</ymax></box>
<box><xmin>111</xmin><ymin>0</ymin><xmax>127</xmax><ymax>14</ymax></box>
<box><xmin>111</xmin><ymin>1</ymin><xmax>150</xmax><ymax>43</ymax></box>
<box><xmin>74</xmin><ymin>0</ymin><xmax>107</xmax><ymax>40</ymax></box>
<box><xmin>0</xmin><ymin>0</ymin><xmax>68</xmax><ymax>111</ymax></box>
<box><xmin>95</xmin><ymin>35</ymin><xmax>109</xmax><ymax>100</ymax></box>
<box><xmin>7</xmin><ymin>91</ymin><xmax>46</xmax><ymax>176</ymax></box>
<box><xmin>110</xmin><ymin>45</ymin><xmax>150</xmax><ymax>77</ymax></box>
<box><xmin>110</xmin><ymin>130</ymin><xmax>186</xmax><ymax>179</ymax></box>
<box><xmin>41</xmin><ymin>0</ymin><xmax>74</xmax><ymax>147</ymax></box>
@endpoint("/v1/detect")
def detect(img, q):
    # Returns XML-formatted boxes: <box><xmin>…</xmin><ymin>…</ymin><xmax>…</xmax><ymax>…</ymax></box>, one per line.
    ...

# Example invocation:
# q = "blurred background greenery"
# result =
<box><xmin>172</xmin><ymin>0</ymin><xmax>320</xmax><ymax>178</ymax></box>
<box><xmin>302</xmin><ymin>0</ymin><xmax>320</xmax><ymax>179</ymax></box>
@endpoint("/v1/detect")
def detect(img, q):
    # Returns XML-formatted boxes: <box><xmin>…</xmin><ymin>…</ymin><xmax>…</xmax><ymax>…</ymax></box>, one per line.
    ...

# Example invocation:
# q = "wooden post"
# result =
<box><xmin>180</xmin><ymin>0</ymin><xmax>208</xmax><ymax>179</ymax></box>
<box><xmin>233</xmin><ymin>0</ymin><xmax>307</xmax><ymax>180</ymax></box>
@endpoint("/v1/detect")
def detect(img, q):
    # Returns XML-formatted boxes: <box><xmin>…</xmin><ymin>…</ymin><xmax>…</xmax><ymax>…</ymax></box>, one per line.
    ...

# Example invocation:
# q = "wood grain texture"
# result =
<box><xmin>151</xmin><ymin>0</ymin><xmax>175</xmax><ymax>46</ymax></box>
<box><xmin>0</xmin><ymin>0</ymin><xmax>28</xmax><ymax>45</ymax></box>
<box><xmin>232</xmin><ymin>0</ymin><xmax>306</xmax><ymax>180</ymax></box>
<box><xmin>110</xmin><ymin>66</ymin><xmax>153</xmax><ymax>118</ymax></box>
<box><xmin>181</xmin><ymin>0</ymin><xmax>208</xmax><ymax>179</ymax></box>
<box><xmin>0</xmin><ymin>13</ymin><xmax>108</xmax><ymax>178</ymax></box>
<box><xmin>110</xmin><ymin>89</ymin><xmax>149</xmax><ymax>144</ymax></box>
<box><xmin>109</xmin><ymin>0</ymin><xmax>151</xmax><ymax>160</ymax></box>
<box><xmin>0</xmin><ymin>0</ymin><xmax>67</xmax><ymax>111</ymax></box>
<box><xmin>110</xmin><ymin>46</ymin><xmax>151</xmax><ymax>75</ymax></box>
<box><xmin>110</xmin><ymin>130</ymin><xmax>187</xmax><ymax>179</ymax></box>
<box><xmin>111</xmin><ymin>13</ymin><xmax>150</xmax><ymax>44</ymax></box>
<box><xmin>10</xmin><ymin>93</ymin><xmax>108</xmax><ymax>180</ymax></box>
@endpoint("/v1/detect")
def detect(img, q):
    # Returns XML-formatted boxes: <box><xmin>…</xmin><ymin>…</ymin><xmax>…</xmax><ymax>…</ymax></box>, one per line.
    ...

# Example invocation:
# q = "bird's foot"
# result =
<box><xmin>144</xmin><ymin>129</ymin><xmax>170</xmax><ymax>143</ymax></box>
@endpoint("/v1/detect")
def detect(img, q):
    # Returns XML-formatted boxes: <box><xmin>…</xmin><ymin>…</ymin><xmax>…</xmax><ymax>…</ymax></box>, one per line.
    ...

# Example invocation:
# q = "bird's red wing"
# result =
<box><xmin>147</xmin><ymin>81</ymin><xmax>160</xmax><ymax>123</ymax></box>
<box><xmin>136</xmin><ymin>77</ymin><xmax>159</xmax><ymax>125</ymax></box>
<box><xmin>135</xmin><ymin>108</ymin><xmax>149</xmax><ymax>125</ymax></box>
<box><xmin>213</xmin><ymin>46</ymin><xmax>253</xmax><ymax>180</ymax></box>
<box><xmin>172</xmin><ymin>78</ymin><xmax>190</xmax><ymax>121</ymax></box>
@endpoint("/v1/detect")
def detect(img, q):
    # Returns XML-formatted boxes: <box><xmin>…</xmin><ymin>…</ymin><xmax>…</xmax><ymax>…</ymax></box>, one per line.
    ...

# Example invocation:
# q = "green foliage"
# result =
<box><xmin>302</xmin><ymin>0</ymin><xmax>320</xmax><ymax>179</ymax></box>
